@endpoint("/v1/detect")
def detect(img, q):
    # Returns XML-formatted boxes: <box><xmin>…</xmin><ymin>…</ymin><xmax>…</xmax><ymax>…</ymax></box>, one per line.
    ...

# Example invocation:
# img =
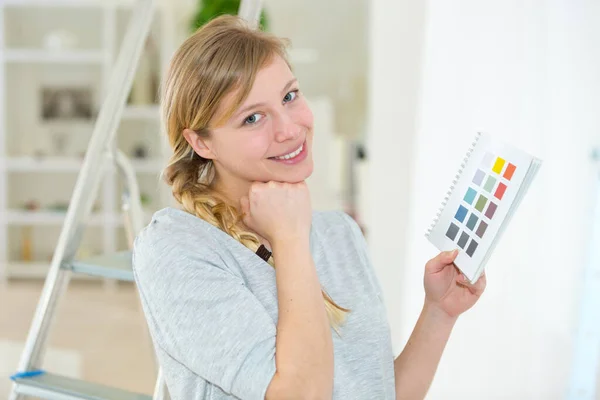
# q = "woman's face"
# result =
<box><xmin>185</xmin><ymin>55</ymin><xmax>314</xmax><ymax>196</ymax></box>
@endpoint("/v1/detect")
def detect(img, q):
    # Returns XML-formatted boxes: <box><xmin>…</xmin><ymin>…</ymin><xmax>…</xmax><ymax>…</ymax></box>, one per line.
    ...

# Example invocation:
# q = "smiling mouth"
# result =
<box><xmin>269</xmin><ymin>143</ymin><xmax>304</xmax><ymax>160</ymax></box>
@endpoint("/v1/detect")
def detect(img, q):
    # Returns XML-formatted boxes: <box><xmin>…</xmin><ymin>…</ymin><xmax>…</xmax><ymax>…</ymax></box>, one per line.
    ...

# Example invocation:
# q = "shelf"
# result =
<box><xmin>5</xmin><ymin>262</ymin><xmax>54</xmax><ymax>279</ymax></box>
<box><xmin>2</xmin><ymin>49</ymin><xmax>105</xmax><ymax>64</ymax></box>
<box><xmin>122</xmin><ymin>105</ymin><xmax>160</xmax><ymax>120</ymax></box>
<box><xmin>4</xmin><ymin>157</ymin><xmax>163</xmax><ymax>173</ymax></box>
<box><xmin>1</xmin><ymin>0</ymin><xmax>129</xmax><ymax>8</ymax></box>
<box><xmin>4</xmin><ymin>157</ymin><xmax>83</xmax><ymax>172</ymax></box>
<box><xmin>3</xmin><ymin>210</ymin><xmax>107</xmax><ymax>226</ymax></box>
<box><xmin>1</xmin><ymin>209</ymin><xmax>155</xmax><ymax>227</ymax></box>
<box><xmin>5</xmin><ymin>262</ymin><xmax>102</xmax><ymax>280</ymax></box>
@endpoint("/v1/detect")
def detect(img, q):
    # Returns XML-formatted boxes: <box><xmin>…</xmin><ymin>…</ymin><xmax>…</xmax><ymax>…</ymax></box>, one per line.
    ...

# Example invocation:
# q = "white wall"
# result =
<box><xmin>263</xmin><ymin>0</ymin><xmax>368</xmax><ymax>140</ymax></box>
<box><xmin>365</xmin><ymin>0</ymin><xmax>427</xmax><ymax>362</ymax></box>
<box><xmin>367</xmin><ymin>0</ymin><xmax>600</xmax><ymax>398</ymax></box>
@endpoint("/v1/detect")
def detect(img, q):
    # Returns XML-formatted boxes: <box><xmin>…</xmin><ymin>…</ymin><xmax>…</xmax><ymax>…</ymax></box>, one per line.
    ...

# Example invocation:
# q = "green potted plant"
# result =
<box><xmin>191</xmin><ymin>0</ymin><xmax>269</xmax><ymax>32</ymax></box>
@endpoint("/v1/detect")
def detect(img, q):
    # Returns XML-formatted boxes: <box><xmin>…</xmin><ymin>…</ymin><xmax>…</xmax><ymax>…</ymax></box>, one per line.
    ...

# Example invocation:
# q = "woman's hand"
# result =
<box><xmin>423</xmin><ymin>250</ymin><xmax>486</xmax><ymax>319</ymax></box>
<box><xmin>240</xmin><ymin>181</ymin><xmax>312</xmax><ymax>246</ymax></box>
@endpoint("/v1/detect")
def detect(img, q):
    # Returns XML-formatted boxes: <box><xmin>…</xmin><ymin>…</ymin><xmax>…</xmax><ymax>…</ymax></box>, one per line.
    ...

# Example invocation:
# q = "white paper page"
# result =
<box><xmin>426</xmin><ymin>132</ymin><xmax>535</xmax><ymax>282</ymax></box>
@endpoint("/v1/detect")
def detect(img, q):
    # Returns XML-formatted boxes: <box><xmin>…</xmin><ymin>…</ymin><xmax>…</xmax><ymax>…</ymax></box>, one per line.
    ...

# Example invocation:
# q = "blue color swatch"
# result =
<box><xmin>463</xmin><ymin>187</ymin><xmax>477</xmax><ymax>204</ymax></box>
<box><xmin>466</xmin><ymin>213</ymin><xmax>478</xmax><ymax>230</ymax></box>
<box><xmin>455</xmin><ymin>205</ymin><xmax>468</xmax><ymax>222</ymax></box>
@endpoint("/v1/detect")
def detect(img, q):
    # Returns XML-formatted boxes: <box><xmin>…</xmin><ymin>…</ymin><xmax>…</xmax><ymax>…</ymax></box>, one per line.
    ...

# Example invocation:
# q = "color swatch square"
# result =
<box><xmin>482</xmin><ymin>152</ymin><xmax>495</xmax><ymax>168</ymax></box>
<box><xmin>485</xmin><ymin>201</ymin><xmax>498</xmax><ymax>219</ymax></box>
<box><xmin>466</xmin><ymin>239</ymin><xmax>479</xmax><ymax>257</ymax></box>
<box><xmin>454</xmin><ymin>205</ymin><xmax>468</xmax><ymax>222</ymax></box>
<box><xmin>492</xmin><ymin>157</ymin><xmax>506</xmax><ymax>174</ymax></box>
<box><xmin>474</xmin><ymin>195</ymin><xmax>488</xmax><ymax>212</ymax></box>
<box><xmin>483</xmin><ymin>176</ymin><xmax>496</xmax><ymax>193</ymax></box>
<box><xmin>495</xmin><ymin>182</ymin><xmax>507</xmax><ymax>200</ymax></box>
<box><xmin>475</xmin><ymin>220</ymin><xmax>488</xmax><ymax>238</ymax></box>
<box><xmin>503</xmin><ymin>163</ymin><xmax>516</xmax><ymax>180</ymax></box>
<box><xmin>445</xmin><ymin>223</ymin><xmax>459</xmax><ymax>240</ymax></box>
<box><xmin>463</xmin><ymin>187</ymin><xmax>477</xmax><ymax>204</ymax></box>
<box><xmin>472</xmin><ymin>169</ymin><xmax>485</xmax><ymax>186</ymax></box>
<box><xmin>457</xmin><ymin>232</ymin><xmax>469</xmax><ymax>249</ymax></box>
<box><xmin>466</xmin><ymin>213</ymin><xmax>478</xmax><ymax>230</ymax></box>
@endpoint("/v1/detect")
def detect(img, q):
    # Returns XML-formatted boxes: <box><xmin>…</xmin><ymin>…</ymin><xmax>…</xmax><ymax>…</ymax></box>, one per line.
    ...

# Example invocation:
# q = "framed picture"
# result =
<box><xmin>41</xmin><ymin>87</ymin><xmax>95</xmax><ymax>121</ymax></box>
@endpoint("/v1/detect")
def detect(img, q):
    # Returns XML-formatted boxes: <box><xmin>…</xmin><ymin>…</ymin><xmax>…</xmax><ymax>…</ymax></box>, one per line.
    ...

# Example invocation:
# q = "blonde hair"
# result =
<box><xmin>160</xmin><ymin>15</ymin><xmax>349</xmax><ymax>328</ymax></box>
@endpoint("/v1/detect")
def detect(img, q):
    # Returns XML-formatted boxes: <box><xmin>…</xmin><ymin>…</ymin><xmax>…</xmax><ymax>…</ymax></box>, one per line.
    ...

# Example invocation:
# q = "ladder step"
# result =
<box><xmin>13</xmin><ymin>372</ymin><xmax>152</xmax><ymax>400</ymax></box>
<box><xmin>68</xmin><ymin>251</ymin><xmax>134</xmax><ymax>282</ymax></box>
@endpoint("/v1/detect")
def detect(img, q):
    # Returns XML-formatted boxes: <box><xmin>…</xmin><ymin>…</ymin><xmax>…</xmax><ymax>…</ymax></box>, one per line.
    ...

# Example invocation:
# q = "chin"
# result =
<box><xmin>294</xmin><ymin>161</ymin><xmax>314</xmax><ymax>182</ymax></box>
<box><xmin>281</xmin><ymin>162</ymin><xmax>313</xmax><ymax>183</ymax></box>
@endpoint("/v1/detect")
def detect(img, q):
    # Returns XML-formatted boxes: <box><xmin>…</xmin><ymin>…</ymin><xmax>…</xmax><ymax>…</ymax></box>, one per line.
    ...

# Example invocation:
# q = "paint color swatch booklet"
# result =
<box><xmin>426</xmin><ymin>132</ymin><xmax>542</xmax><ymax>284</ymax></box>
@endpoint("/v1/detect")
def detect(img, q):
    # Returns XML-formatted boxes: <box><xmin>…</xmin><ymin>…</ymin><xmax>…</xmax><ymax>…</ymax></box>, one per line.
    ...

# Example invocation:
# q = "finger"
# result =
<box><xmin>455</xmin><ymin>273</ymin><xmax>471</xmax><ymax>289</ymax></box>
<box><xmin>250</xmin><ymin>181</ymin><xmax>264</xmax><ymax>193</ymax></box>
<box><xmin>455</xmin><ymin>273</ymin><xmax>467</xmax><ymax>283</ymax></box>
<box><xmin>470</xmin><ymin>272</ymin><xmax>487</xmax><ymax>296</ymax></box>
<box><xmin>426</xmin><ymin>249</ymin><xmax>459</xmax><ymax>273</ymax></box>
<box><xmin>456</xmin><ymin>272</ymin><xmax>486</xmax><ymax>296</ymax></box>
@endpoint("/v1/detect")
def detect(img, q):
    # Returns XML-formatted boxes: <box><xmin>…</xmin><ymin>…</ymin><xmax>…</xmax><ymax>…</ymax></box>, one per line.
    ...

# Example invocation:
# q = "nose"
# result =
<box><xmin>273</xmin><ymin>111</ymin><xmax>301</xmax><ymax>143</ymax></box>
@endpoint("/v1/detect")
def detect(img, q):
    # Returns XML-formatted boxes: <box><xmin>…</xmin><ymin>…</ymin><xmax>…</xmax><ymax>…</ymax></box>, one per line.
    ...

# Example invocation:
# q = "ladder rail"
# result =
<box><xmin>238</xmin><ymin>0</ymin><xmax>263</xmax><ymax>28</ymax></box>
<box><xmin>10</xmin><ymin>1</ymin><xmax>157</xmax><ymax>398</ymax></box>
<box><xmin>115</xmin><ymin>149</ymin><xmax>146</xmax><ymax>238</ymax></box>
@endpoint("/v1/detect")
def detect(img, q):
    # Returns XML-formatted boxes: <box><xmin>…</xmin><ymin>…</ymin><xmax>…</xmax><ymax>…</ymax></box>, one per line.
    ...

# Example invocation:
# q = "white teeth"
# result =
<box><xmin>274</xmin><ymin>144</ymin><xmax>303</xmax><ymax>160</ymax></box>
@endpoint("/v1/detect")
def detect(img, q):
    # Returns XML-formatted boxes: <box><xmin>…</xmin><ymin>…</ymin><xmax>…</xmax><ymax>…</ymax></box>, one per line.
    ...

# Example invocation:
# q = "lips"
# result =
<box><xmin>269</xmin><ymin>142</ymin><xmax>304</xmax><ymax>160</ymax></box>
<box><xmin>268</xmin><ymin>140</ymin><xmax>308</xmax><ymax>165</ymax></box>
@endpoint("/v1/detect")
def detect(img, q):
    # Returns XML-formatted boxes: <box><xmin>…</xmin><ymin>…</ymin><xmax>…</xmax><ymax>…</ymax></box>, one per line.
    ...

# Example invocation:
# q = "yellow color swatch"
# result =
<box><xmin>492</xmin><ymin>157</ymin><xmax>506</xmax><ymax>174</ymax></box>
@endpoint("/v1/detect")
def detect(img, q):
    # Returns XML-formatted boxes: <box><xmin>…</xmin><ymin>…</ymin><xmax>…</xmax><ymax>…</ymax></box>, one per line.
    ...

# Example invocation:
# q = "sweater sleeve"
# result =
<box><xmin>132</xmin><ymin>233</ymin><xmax>276</xmax><ymax>400</ymax></box>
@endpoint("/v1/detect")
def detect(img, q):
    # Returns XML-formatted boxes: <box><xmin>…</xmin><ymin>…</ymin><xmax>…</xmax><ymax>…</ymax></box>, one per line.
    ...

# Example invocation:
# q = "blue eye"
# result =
<box><xmin>283</xmin><ymin>90</ymin><xmax>298</xmax><ymax>103</ymax></box>
<box><xmin>244</xmin><ymin>113</ymin><xmax>262</xmax><ymax>125</ymax></box>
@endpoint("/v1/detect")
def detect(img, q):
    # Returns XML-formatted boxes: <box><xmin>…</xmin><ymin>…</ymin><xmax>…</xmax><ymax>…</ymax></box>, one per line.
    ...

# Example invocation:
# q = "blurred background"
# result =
<box><xmin>0</xmin><ymin>0</ymin><xmax>599</xmax><ymax>399</ymax></box>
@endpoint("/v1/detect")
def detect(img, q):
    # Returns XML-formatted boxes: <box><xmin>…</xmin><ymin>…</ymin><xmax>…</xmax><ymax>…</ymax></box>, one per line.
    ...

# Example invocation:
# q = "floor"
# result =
<box><xmin>0</xmin><ymin>279</ymin><xmax>157</xmax><ymax>397</ymax></box>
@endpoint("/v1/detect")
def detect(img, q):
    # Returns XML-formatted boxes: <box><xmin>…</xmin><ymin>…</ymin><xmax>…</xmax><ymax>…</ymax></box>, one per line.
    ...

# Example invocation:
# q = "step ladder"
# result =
<box><xmin>566</xmin><ymin>148</ymin><xmax>600</xmax><ymax>400</ymax></box>
<box><xmin>7</xmin><ymin>0</ymin><xmax>168</xmax><ymax>398</ymax></box>
<box><xmin>7</xmin><ymin>0</ymin><xmax>265</xmax><ymax>399</ymax></box>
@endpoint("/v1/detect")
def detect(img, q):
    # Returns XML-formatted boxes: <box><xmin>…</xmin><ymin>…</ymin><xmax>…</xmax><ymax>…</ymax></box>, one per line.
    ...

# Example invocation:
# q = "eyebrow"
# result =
<box><xmin>233</xmin><ymin>78</ymin><xmax>298</xmax><ymax>120</ymax></box>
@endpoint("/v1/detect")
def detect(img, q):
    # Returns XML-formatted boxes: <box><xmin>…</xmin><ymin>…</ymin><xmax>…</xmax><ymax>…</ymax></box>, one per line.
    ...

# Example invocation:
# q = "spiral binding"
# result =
<box><xmin>425</xmin><ymin>132</ymin><xmax>483</xmax><ymax>237</ymax></box>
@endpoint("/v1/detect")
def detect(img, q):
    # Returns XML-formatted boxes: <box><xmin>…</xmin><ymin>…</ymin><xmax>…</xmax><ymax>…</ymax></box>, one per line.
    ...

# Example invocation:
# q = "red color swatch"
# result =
<box><xmin>495</xmin><ymin>182</ymin><xmax>507</xmax><ymax>200</ymax></box>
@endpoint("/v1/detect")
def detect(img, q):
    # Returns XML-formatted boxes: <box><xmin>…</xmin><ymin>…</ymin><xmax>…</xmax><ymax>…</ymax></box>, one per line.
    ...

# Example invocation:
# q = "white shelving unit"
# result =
<box><xmin>4</xmin><ymin>156</ymin><xmax>163</xmax><ymax>172</ymax></box>
<box><xmin>3</xmin><ymin>49</ymin><xmax>106</xmax><ymax>63</ymax></box>
<box><xmin>0</xmin><ymin>0</ymin><xmax>174</xmax><ymax>280</ymax></box>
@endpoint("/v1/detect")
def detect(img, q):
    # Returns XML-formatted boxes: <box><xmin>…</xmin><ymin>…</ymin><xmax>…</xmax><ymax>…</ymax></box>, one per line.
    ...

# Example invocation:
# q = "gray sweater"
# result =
<box><xmin>132</xmin><ymin>207</ymin><xmax>395</xmax><ymax>399</ymax></box>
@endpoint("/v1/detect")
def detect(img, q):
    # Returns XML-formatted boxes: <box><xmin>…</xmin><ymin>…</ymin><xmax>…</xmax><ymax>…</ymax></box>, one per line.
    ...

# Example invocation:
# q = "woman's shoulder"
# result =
<box><xmin>135</xmin><ymin>206</ymin><xmax>215</xmax><ymax>248</ymax></box>
<box><xmin>132</xmin><ymin>207</ymin><xmax>225</xmax><ymax>275</ymax></box>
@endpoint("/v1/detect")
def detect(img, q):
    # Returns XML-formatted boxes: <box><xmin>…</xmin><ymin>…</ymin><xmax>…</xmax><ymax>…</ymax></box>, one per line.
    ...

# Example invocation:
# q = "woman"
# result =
<box><xmin>132</xmin><ymin>15</ymin><xmax>486</xmax><ymax>400</ymax></box>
